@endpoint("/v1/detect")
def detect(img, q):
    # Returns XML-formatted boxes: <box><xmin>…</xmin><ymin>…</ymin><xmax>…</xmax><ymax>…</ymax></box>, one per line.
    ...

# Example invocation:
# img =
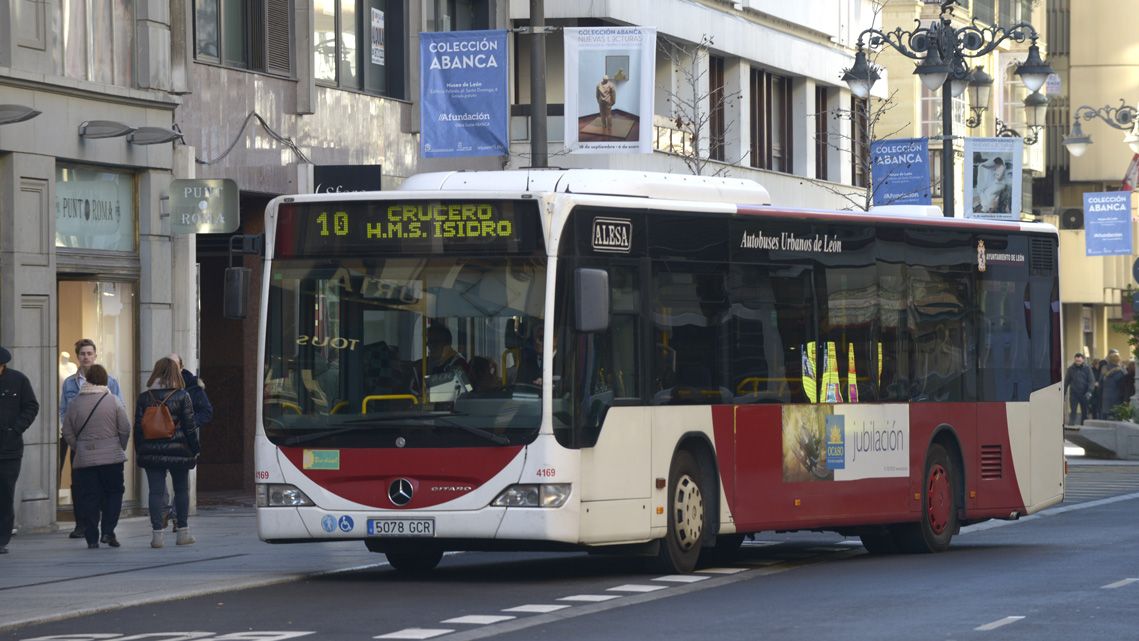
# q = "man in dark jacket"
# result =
<box><xmin>0</xmin><ymin>345</ymin><xmax>41</xmax><ymax>554</ymax></box>
<box><xmin>1064</xmin><ymin>353</ymin><xmax>1095</xmax><ymax>426</ymax></box>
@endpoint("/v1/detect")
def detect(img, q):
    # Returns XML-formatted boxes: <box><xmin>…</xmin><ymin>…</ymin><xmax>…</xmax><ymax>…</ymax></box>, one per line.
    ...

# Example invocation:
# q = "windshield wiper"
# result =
<box><xmin>280</xmin><ymin>424</ymin><xmax>386</xmax><ymax>446</ymax></box>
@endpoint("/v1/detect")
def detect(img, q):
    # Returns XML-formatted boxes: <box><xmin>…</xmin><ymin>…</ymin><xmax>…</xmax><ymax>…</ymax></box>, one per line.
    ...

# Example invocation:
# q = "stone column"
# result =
<box><xmin>0</xmin><ymin>152</ymin><xmax>57</xmax><ymax>532</ymax></box>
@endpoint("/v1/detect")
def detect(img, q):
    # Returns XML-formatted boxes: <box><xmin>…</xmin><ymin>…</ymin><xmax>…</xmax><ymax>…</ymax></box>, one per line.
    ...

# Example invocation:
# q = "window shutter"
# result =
<box><xmin>264</xmin><ymin>0</ymin><xmax>293</xmax><ymax>75</ymax></box>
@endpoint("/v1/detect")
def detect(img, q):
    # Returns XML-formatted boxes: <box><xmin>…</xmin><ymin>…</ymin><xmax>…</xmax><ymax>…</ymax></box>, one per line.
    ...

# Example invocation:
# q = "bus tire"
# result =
<box><xmin>384</xmin><ymin>548</ymin><xmax>444</xmax><ymax>573</ymax></box>
<box><xmin>657</xmin><ymin>449</ymin><xmax>705</xmax><ymax>573</ymax></box>
<box><xmin>700</xmin><ymin>533</ymin><xmax>745</xmax><ymax>565</ymax></box>
<box><xmin>859</xmin><ymin>529</ymin><xmax>898</xmax><ymax>555</ymax></box>
<box><xmin>896</xmin><ymin>443</ymin><xmax>957</xmax><ymax>553</ymax></box>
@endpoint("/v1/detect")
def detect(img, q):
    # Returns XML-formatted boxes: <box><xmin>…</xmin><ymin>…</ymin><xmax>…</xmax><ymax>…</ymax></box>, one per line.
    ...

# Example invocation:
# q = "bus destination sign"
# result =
<box><xmin>276</xmin><ymin>200</ymin><xmax>541</xmax><ymax>257</ymax></box>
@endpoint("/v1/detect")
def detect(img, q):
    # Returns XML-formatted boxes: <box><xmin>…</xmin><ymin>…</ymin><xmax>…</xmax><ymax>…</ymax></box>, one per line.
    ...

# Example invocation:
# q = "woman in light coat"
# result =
<box><xmin>61</xmin><ymin>364</ymin><xmax>131</xmax><ymax>549</ymax></box>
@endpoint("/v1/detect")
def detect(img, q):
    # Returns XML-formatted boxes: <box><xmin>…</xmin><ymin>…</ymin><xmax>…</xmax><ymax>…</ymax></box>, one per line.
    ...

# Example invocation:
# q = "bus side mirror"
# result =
<box><xmin>223</xmin><ymin>267</ymin><xmax>251</xmax><ymax>319</ymax></box>
<box><xmin>574</xmin><ymin>268</ymin><xmax>609</xmax><ymax>333</ymax></box>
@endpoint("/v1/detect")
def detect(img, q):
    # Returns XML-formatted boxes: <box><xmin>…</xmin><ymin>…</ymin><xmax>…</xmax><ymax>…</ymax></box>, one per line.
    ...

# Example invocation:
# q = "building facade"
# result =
<box><xmin>2</xmin><ymin>0</ymin><xmax>888</xmax><ymax>531</ymax></box>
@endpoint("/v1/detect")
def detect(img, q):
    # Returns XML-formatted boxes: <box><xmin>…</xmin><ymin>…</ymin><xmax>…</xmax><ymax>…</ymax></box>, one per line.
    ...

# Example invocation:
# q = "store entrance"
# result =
<box><xmin>56</xmin><ymin>280</ymin><xmax>138</xmax><ymax>519</ymax></box>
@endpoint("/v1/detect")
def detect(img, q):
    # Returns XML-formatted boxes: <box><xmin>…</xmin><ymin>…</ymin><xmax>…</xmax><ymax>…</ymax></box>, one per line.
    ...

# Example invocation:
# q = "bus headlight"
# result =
<box><xmin>491</xmin><ymin>484</ymin><xmax>571</xmax><ymax>508</ymax></box>
<box><xmin>256</xmin><ymin>483</ymin><xmax>315</xmax><ymax>507</ymax></box>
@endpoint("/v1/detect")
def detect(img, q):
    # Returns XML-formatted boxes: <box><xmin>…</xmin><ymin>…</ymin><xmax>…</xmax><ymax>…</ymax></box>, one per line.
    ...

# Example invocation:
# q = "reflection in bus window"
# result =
<box><xmin>729</xmin><ymin>263</ymin><xmax>814</xmax><ymax>403</ymax></box>
<box><xmin>653</xmin><ymin>261</ymin><xmax>731</xmax><ymax>405</ymax></box>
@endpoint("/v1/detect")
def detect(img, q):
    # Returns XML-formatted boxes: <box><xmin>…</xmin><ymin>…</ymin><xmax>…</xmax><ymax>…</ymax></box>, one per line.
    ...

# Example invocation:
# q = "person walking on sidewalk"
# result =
<box><xmin>59</xmin><ymin>338</ymin><xmax>123</xmax><ymax>540</ymax></box>
<box><xmin>154</xmin><ymin>353</ymin><xmax>213</xmax><ymax>530</ymax></box>
<box><xmin>134</xmin><ymin>357</ymin><xmax>199</xmax><ymax>548</ymax></box>
<box><xmin>61</xmin><ymin>365</ymin><xmax>131</xmax><ymax>549</ymax></box>
<box><xmin>1064</xmin><ymin>352</ymin><xmax>1095</xmax><ymax>426</ymax></box>
<box><xmin>0</xmin><ymin>346</ymin><xmax>40</xmax><ymax>555</ymax></box>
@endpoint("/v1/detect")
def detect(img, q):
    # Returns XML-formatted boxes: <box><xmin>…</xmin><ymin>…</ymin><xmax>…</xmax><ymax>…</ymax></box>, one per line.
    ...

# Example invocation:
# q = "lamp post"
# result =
<box><xmin>843</xmin><ymin>0</ymin><xmax>1052</xmax><ymax>217</ymax></box>
<box><xmin>1061</xmin><ymin>101</ymin><xmax>1139</xmax><ymax>157</ymax></box>
<box><xmin>994</xmin><ymin>91</ymin><xmax>1048</xmax><ymax>145</ymax></box>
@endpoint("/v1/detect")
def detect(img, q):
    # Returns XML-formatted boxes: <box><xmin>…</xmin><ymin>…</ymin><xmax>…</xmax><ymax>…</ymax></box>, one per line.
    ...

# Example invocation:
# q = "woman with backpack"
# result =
<box><xmin>134</xmin><ymin>357</ymin><xmax>199</xmax><ymax>548</ymax></box>
<box><xmin>61</xmin><ymin>364</ymin><xmax>131</xmax><ymax>549</ymax></box>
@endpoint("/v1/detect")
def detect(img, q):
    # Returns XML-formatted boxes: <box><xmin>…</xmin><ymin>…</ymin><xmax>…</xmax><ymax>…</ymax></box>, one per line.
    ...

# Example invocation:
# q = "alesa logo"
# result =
<box><xmin>591</xmin><ymin>217</ymin><xmax>632</xmax><ymax>253</ymax></box>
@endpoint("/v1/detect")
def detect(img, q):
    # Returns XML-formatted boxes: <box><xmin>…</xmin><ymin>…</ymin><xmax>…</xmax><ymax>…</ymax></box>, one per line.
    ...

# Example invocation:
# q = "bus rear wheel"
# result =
<box><xmin>657</xmin><ymin>450</ymin><xmax>705</xmax><ymax>573</ymax></box>
<box><xmin>896</xmin><ymin>443</ymin><xmax>958</xmax><ymax>553</ymax></box>
<box><xmin>384</xmin><ymin>548</ymin><xmax>444</xmax><ymax>573</ymax></box>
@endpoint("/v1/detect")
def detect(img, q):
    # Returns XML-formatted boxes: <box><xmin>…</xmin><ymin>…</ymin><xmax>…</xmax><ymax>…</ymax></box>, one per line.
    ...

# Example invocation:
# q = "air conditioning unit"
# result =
<box><xmin>1060</xmin><ymin>208</ymin><xmax>1084</xmax><ymax>230</ymax></box>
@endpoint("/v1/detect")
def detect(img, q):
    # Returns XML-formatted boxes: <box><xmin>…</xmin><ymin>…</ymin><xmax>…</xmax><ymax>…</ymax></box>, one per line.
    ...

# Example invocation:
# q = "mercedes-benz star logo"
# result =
<box><xmin>388</xmin><ymin>478</ymin><xmax>414</xmax><ymax>506</ymax></box>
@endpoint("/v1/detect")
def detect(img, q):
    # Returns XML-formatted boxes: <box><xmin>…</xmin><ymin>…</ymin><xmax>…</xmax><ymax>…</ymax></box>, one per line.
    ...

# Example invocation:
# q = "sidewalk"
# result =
<box><xmin>0</xmin><ymin>504</ymin><xmax>384</xmax><ymax>632</ymax></box>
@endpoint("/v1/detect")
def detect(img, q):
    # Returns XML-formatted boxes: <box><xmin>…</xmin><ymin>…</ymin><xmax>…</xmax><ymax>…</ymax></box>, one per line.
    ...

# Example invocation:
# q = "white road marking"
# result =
<box><xmin>699</xmin><ymin>567</ymin><xmax>748</xmax><ymax>574</ymax></box>
<box><xmin>558</xmin><ymin>594</ymin><xmax>622</xmax><ymax>602</ymax></box>
<box><xmin>1101</xmin><ymin>578</ymin><xmax>1139</xmax><ymax>589</ymax></box>
<box><xmin>442</xmin><ymin>614</ymin><xmax>517</xmax><ymax>625</ymax></box>
<box><xmin>607</xmin><ymin>584</ymin><xmax>669</xmax><ymax>592</ymax></box>
<box><xmin>502</xmin><ymin>604</ymin><xmax>571</xmax><ymax>613</ymax></box>
<box><xmin>975</xmin><ymin>616</ymin><xmax>1026</xmax><ymax>631</ymax></box>
<box><xmin>374</xmin><ymin>629</ymin><xmax>454</xmax><ymax>640</ymax></box>
<box><xmin>653</xmin><ymin>574</ymin><xmax>710</xmax><ymax>583</ymax></box>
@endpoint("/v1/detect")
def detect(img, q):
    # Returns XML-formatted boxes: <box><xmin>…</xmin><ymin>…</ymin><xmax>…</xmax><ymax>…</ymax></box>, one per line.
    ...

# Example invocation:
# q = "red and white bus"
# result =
<box><xmin>247</xmin><ymin>169</ymin><xmax>1063</xmax><ymax>573</ymax></box>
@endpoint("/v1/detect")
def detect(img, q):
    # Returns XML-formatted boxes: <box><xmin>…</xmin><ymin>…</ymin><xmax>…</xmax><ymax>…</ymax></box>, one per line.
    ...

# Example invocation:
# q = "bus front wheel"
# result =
<box><xmin>657</xmin><ymin>450</ymin><xmax>705</xmax><ymax>573</ymax></box>
<box><xmin>383</xmin><ymin>548</ymin><xmax>444</xmax><ymax>573</ymax></box>
<box><xmin>896</xmin><ymin>443</ymin><xmax>958</xmax><ymax>553</ymax></box>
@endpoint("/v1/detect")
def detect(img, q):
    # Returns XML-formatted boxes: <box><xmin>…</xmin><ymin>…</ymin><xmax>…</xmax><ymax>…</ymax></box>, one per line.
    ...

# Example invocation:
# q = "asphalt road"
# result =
<box><xmin>7</xmin><ymin>463</ymin><xmax>1138</xmax><ymax>641</ymax></box>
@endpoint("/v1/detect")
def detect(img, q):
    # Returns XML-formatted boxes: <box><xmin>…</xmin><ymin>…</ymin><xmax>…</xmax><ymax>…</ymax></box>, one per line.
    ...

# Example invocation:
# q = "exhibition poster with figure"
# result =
<box><xmin>563</xmin><ymin>26</ymin><xmax>656</xmax><ymax>154</ymax></box>
<box><xmin>964</xmin><ymin>137</ymin><xmax>1022</xmax><ymax>220</ymax></box>
<box><xmin>420</xmin><ymin>29</ymin><xmax>508</xmax><ymax>158</ymax></box>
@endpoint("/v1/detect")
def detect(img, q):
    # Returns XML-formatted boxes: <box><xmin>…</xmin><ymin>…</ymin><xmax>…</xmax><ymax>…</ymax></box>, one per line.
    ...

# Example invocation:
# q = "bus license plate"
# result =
<box><xmin>367</xmin><ymin>518</ymin><xmax>435</xmax><ymax>537</ymax></box>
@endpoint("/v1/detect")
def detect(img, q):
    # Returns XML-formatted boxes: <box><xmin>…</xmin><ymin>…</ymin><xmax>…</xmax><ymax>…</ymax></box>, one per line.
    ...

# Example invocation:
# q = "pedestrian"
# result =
<box><xmin>134</xmin><ymin>357</ymin><xmax>199</xmax><ymax>548</ymax></box>
<box><xmin>1063</xmin><ymin>352</ymin><xmax>1094</xmax><ymax>426</ymax></box>
<box><xmin>155</xmin><ymin>353</ymin><xmax>213</xmax><ymax>529</ymax></box>
<box><xmin>1100</xmin><ymin>350</ymin><xmax>1126</xmax><ymax>419</ymax></box>
<box><xmin>0</xmin><ymin>345</ymin><xmax>41</xmax><ymax>555</ymax></box>
<box><xmin>1124</xmin><ymin>361</ymin><xmax>1136</xmax><ymax>409</ymax></box>
<box><xmin>59</xmin><ymin>338</ymin><xmax>123</xmax><ymax>540</ymax></box>
<box><xmin>61</xmin><ymin>364</ymin><xmax>130</xmax><ymax>549</ymax></box>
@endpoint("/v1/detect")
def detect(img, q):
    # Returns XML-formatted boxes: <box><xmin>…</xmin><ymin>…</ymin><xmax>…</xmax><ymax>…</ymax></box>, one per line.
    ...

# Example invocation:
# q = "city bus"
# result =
<box><xmin>245</xmin><ymin>169</ymin><xmax>1063</xmax><ymax>573</ymax></box>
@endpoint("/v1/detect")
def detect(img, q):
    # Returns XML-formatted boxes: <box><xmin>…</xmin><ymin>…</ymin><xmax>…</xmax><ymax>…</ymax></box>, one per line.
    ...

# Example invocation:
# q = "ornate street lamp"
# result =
<box><xmin>1062</xmin><ymin>101</ymin><xmax>1139</xmax><ymax>157</ymax></box>
<box><xmin>995</xmin><ymin>91</ymin><xmax>1048</xmax><ymax>145</ymax></box>
<box><xmin>843</xmin><ymin>0</ymin><xmax>1052</xmax><ymax>217</ymax></box>
<box><xmin>965</xmin><ymin>67</ymin><xmax>994</xmax><ymax>129</ymax></box>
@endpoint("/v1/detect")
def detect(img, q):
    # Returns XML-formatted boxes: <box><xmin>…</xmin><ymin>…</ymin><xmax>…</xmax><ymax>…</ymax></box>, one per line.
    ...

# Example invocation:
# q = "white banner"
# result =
<box><xmin>563</xmin><ymin>26</ymin><xmax>656</xmax><ymax>154</ymax></box>
<box><xmin>965</xmin><ymin>137</ymin><xmax>1023</xmax><ymax>220</ymax></box>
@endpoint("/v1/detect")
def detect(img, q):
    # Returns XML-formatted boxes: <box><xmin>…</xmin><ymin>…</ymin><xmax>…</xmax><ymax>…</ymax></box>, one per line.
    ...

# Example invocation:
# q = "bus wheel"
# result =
<box><xmin>897</xmin><ymin>443</ymin><xmax>957</xmax><ymax>553</ymax></box>
<box><xmin>859</xmin><ymin>530</ymin><xmax>898</xmax><ymax>555</ymax></box>
<box><xmin>385</xmin><ymin>548</ymin><xmax>444</xmax><ymax>573</ymax></box>
<box><xmin>657</xmin><ymin>450</ymin><xmax>705</xmax><ymax>573</ymax></box>
<box><xmin>701</xmin><ymin>533</ymin><xmax>745</xmax><ymax>565</ymax></box>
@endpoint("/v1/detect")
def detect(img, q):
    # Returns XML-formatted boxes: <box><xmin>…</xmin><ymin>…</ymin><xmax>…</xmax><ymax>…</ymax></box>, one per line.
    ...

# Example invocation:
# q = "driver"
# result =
<box><xmin>426</xmin><ymin>325</ymin><xmax>470</xmax><ymax>378</ymax></box>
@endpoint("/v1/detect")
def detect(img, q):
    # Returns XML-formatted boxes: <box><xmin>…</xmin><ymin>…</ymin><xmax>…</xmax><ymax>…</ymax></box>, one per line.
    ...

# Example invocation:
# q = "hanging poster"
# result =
<box><xmin>870</xmin><ymin>138</ymin><xmax>931</xmax><ymax>206</ymax></box>
<box><xmin>419</xmin><ymin>29</ymin><xmax>509</xmax><ymax>158</ymax></box>
<box><xmin>1084</xmin><ymin>191</ymin><xmax>1133</xmax><ymax>256</ymax></box>
<box><xmin>564</xmin><ymin>26</ymin><xmax>656</xmax><ymax>154</ymax></box>
<box><xmin>964</xmin><ymin>137</ymin><xmax>1023</xmax><ymax>220</ymax></box>
<box><xmin>371</xmin><ymin>9</ymin><xmax>385</xmax><ymax>65</ymax></box>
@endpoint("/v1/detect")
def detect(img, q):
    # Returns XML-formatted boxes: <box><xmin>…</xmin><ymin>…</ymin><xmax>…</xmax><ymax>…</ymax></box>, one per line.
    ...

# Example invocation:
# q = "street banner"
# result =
<box><xmin>564</xmin><ymin>26</ymin><xmax>656</xmax><ymax>154</ymax></box>
<box><xmin>1084</xmin><ymin>191</ymin><xmax>1133</xmax><ymax>256</ymax></box>
<box><xmin>1121</xmin><ymin>153</ymin><xmax>1139</xmax><ymax>192</ymax></box>
<box><xmin>870</xmin><ymin>138</ymin><xmax>931</xmax><ymax>206</ymax></box>
<box><xmin>419</xmin><ymin>29</ymin><xmax>508</xmax><ymax>158</ymax></box>
<box><xmin>964</xmin><ymin>137</ymin><xmax>1023</xmax><ymax>220</ymax></box>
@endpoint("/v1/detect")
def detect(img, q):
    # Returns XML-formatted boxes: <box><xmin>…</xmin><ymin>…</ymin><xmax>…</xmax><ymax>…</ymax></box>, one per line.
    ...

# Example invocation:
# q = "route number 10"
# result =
<box><xmin>316</xmin><ymin>211</ymin><xmax>349</xmax><ymax>237</ymax></box>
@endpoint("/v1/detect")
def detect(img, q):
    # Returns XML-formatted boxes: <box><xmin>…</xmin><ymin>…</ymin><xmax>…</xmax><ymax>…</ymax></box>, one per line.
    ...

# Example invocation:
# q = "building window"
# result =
<box><xmin>194</xmin><ymin>0</ymin><xmax>293</xmax><ymax>75</ymax></box>
<box><xmin>851</xmin><ymin>96</ymin><xmax>869</xmax><ymax>188</ymax></box>
<box><xmin>815</xmin><ymin>86</ymin><xmax>829</xmax><ymax>181</ymax></box>
<box><xmin>973</xmin><ymin>0</ymin><xmax>995</xmax><ymax>25</ymax></box>
<box><xmin>709</xmin><ymin>56</ymin><xmax>726</xmax><ymax>162</ymax></box>
<box><xmin>315</xmin><ymin>0</ymin><xmax>405</xmax><ymax>98</ymax></box>
<box><xmin>921</xmin><ymin>86</ymin><xmax>966</xmax><ymax>139</ymax></box>
<box><xmin>998</xmin><ymin>0</ymin><xmax>1032</xmax><ymax>25</ymax></box>
<box><xmin>426</xmin><ymin>0</ymin><xmax>491</xmax><ymax>31</ymax></box>
<box><xmin>749</xmin><ymin>68</ymin><xmax>793</xmax><ymax>173</ymax></box>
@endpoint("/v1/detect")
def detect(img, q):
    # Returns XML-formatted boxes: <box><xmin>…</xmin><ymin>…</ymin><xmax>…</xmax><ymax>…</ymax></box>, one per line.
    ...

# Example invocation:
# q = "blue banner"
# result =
<box><xmin>420</xmin><ymin>30</ymin><xmax>508</xmax><ymax>158</ymax></box>
<box><xmin>870</xmin><ymin>138</ymin><xmax>931</xmax><ymax>206</ymax></box>
<box><xmin>1084</xmin><ymin>191</ymin><xmax>1133</xmax><ymax>256</ymax></box>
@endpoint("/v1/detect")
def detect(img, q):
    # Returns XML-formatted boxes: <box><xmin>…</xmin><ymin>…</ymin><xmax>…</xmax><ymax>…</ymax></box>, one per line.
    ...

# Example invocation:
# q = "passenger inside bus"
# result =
<box><xmin>468</xmin><ymin>356</ymin><xmax>501</xmax><ymax>393</ymax></box>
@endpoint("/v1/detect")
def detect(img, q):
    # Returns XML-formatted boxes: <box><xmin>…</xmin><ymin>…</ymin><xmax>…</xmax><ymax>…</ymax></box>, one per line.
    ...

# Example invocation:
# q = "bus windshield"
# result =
<box><xmin>263</xmin><ymin>256</ymin><xmax>547</xmax><ymax>448</ymax></box>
